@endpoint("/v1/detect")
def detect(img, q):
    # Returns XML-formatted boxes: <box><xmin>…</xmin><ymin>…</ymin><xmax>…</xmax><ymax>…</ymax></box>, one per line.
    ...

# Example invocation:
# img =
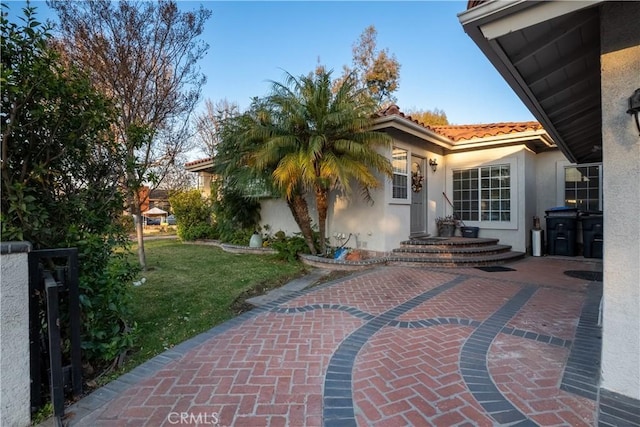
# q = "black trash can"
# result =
<box><xmin>546</xmin><ymin>208</ymin><xmax>578</xmax><ymax>256</ymax></box>
<box><xmin>581</xmin><ymin>214</ymin><xmax>603</xmax><ymax>259</ymax></box>
<box><xmin>461</xmin><ymin>226</ymin><xmax>479</xmax><ymax>238</ymax></box>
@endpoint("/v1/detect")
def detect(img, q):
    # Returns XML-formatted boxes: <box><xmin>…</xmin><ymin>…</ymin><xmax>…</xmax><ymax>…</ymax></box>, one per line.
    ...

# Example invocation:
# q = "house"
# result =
<box><xmin>183</xmin><ymin>158</ymin><xmax>216</xmax><ymax>198</ymax></box>
<box><xmin>459</xmin><ymin>0</ymin><xmax>639</xmax><ymax>423</ymax></box>
<box><xmin>240</xmin><ymin>108</ymin><xmax>575</xmax><ymax>257</ymax></box>
<box><xmin>187</xmin><ymin>107</ymin><xmax>588</xmax><ymax>257</ymax></box>
<box><xmin>138</xmin><ymin>187</ymin><xmax>171</xmax><ymax>213</ymax></box>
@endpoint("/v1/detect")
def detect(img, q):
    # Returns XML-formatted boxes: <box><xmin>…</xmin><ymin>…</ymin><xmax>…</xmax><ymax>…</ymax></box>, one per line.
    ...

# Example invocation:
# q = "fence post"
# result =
<box><xmin>0</xmin><ymin>242</ymin><xmax>32</xmax><ymax>427</ymax></box>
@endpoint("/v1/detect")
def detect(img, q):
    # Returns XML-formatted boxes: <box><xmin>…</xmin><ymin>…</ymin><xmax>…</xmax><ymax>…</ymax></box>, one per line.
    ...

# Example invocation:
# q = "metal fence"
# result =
<box><xmin>28</xmin><ymin>248</ymin><xmax>82</xmax><ymax>425</ymax></box>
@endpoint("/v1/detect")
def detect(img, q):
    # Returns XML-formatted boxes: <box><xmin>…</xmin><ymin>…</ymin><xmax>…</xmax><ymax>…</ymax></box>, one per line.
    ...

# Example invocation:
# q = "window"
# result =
<box><xmin>392</xmin><ymin>148</ymin><xmax>408</xmax><ymax>200</ymax></box>
<box><xmin>564</xmin><ymin>164</ymin><xmax>602</xmax><ymax>211</ymax></box>
<box><xmin>453</xmin><ymin>164</ymin><xmax>511</xmax><ymax>222</ymax></box>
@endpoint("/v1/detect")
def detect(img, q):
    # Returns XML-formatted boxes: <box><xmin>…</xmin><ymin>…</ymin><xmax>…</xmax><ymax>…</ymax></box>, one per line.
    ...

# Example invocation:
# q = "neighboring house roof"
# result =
<box><xmin>185</xmin><ymin>157</ymin><xmax>214</xmax><ymax>172</ymax></box>
<box><xmin>459</xmin><ymin>0</ymin><xmax>604</xmax><ymax>163</ymax></box>
<box><xmin>148</xmin><ymin>189</ymin><xmax>169</xmax><ymax>200</ymax></box>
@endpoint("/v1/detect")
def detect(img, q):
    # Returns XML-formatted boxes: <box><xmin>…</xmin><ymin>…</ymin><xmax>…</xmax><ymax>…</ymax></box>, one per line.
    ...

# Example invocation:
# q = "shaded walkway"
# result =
<box><xmin>66</xmin><ymin>257</ymin><xmax>603</xmax><ymax>426</ymax></box>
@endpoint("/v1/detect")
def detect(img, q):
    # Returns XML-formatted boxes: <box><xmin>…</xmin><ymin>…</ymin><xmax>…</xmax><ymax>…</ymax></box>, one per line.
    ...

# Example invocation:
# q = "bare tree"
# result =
<box><xmin>193</xmin><ymin>98</ymin><xmax>240</xmax><ymax>159</ymax></box>
<box><xmin>49</xmin><ymin>0</ymin><xmax>211</xmax><ymax>269</ymax></box>
<box><xmin>338</xmin><ymin>25</ymin><xmax>401</xmax><ymax>107</ymax></box>
<box><xmin>157</xmin><ymin>155</ymin><xmax>197</xmax><ymax>192</ymax></box>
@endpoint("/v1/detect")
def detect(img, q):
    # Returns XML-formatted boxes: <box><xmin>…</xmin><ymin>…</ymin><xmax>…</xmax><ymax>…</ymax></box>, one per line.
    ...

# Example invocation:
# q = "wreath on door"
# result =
<box><xmin>411</xmin><ymin>170</ymin><xmax>424</xmax><ymax>193</ymax></box>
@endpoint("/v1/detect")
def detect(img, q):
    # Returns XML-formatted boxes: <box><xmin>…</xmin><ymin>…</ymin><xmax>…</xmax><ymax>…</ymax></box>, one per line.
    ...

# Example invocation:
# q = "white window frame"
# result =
<box><xmin>390</xmin><ymin>147</ymin><xmax>409</xmax><ymax>203</ymax></box>
<box><xmin>448</xmin><ymin>158</ymin><xmax>518</xmax><ymax>230</ymax></box>
<box><xmin>453</xmin><ymin>164</ymin><xmax>512</xmax><ymax>223</ymax></box>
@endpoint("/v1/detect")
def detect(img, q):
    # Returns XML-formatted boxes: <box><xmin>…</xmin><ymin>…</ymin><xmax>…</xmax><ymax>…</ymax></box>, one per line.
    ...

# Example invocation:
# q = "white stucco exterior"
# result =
<box><xmin>600</xmin><ymin>1</ymin><xmax>640</xmax><ymax>400</ymax></box>
<box><xmin>0</xmin><ymin>246</ymin><xmax>32</xmax><ymax>427</ymax></box>
<box><xmin>258</xmin><ymin>122</ymin><xmax>566</xmax><ymax>255</ymax></box>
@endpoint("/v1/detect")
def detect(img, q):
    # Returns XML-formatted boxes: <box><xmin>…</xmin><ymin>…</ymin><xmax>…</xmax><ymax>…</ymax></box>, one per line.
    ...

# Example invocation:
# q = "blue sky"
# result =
<box><xmin>5</xmin><ymin>1</ymin><xmax>534</xmax><ymax>125</ymax></box>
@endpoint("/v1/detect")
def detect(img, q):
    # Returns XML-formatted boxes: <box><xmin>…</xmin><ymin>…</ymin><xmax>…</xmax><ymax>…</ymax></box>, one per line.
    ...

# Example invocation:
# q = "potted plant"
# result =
<box><xmin>436</xmin><ymin>215</ymin><xmax>457</xmax><ymax>237</ymax></box>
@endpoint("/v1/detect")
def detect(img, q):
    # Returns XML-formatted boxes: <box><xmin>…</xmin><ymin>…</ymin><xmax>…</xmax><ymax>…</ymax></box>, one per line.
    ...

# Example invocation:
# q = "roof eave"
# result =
<box><xmin>184</xmin><ymin>159</ymin><xmax>215</xmax><ymax>172</ymax></box>
<box><xmin>372</xmin><ymin>115</ymin><xmax>454</xmax><ymax>149</ymax></box>
<box><xmin>450</xmin><ymin>129</ymin><xmax>555</xmax><ymax>151</ymax></box>
<box><xmin>458</xmin><ymin>0</ymin><xmax>603</xmax><ymax>164</ymax></box>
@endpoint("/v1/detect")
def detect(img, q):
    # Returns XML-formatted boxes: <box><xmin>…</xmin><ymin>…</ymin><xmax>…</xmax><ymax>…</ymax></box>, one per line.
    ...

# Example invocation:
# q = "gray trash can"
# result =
<box><xmin>531</xmin><ymin>229</ymin><xmax>544</xmax><ymax>257</ymax></box>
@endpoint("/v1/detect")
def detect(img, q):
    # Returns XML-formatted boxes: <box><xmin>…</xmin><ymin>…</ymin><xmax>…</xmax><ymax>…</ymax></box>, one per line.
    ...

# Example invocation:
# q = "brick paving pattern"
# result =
<box><xmin>70</xmin><ymin>258</ymin><xmax>602</xmax><ymax>426</ymax></box>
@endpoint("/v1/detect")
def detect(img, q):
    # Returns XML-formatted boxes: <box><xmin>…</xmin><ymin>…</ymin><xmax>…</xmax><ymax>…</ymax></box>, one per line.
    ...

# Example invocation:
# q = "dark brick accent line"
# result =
<box><xmin>387</xmin><ymin>318</ymin><xmax>572</xmax><ymax>348</ymax></box>
<box><xmin>271</xmin><ymin>304</ymin><xmax>375</xmax><ymax>321</ymax></box>
<box><xmin>500</xmin><ymin>326</ymin><xmax>572</xmax><ymax>348</ymax></box>
<box><xmin>460</xmin><ymin>286</ymin><xmax>538</xmax><ymax>426</ymax></box>
<box><xmin>598</xmin><ymin>388</ymin><xmax>640</xmax><ymax>426</ymax></box>
<box><xmin>322</xmin><ymin>276</ymin><xmax>467</xmax><ymax>426</ymax></box>
<box><xmin>560</xmin><ymin>282</ymin><xmax>603</xmax><ymax>401</ymax></box>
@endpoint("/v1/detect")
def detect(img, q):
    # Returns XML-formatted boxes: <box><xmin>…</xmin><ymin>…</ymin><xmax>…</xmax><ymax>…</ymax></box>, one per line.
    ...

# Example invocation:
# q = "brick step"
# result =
<box><xmin>387</xmin><ymin>250</ymin><xmax>526</xmax><ymax>268</ymax></box>
<box><xmin>393</xmin><ymin>244</ymin><xmax>513</xmax><ymax>257</ymax></box>
<box><xmin>400</xmin><ymin>237</ymin><xmax>500</xmax><ymax>248</ymax></box>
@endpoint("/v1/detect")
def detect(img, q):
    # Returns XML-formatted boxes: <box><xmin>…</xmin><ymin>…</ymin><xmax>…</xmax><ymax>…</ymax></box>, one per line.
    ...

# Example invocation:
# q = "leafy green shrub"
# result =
<box><xmin>219</xmin><ymin>227</ymin><xmax>255</xmax><ymax>245</ymax></box>
<box><xmin>212</xmin><ymin>184</ymin><xmax>261</xmax><ymax>244</ymax></box>
<box><xmin>178</xmin><ymin>223</ymin><xmax>217</xmax><ymax>241</ymax></box>
<box><xmin>169</xmin><ymin>190</ymin><xmax>213</xmax><ymax>241</ymax></box>
<box><xmin>1</xmin><ymin>7</ymin><xmax>137</xmax><ymax>370</ymax></box>
<box><xmin>270</xmin><ymin>233</ymin><xmax>310</xmax><ymax>262</ymax></box>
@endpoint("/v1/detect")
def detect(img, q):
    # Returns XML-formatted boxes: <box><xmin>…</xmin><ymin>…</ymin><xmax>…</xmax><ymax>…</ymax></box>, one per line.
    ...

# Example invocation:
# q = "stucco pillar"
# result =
<box><xmin>0</xmin><ymin>242</ymin><xmax>32</xmax><ymax>427</ymax></box>
<box><xmin>600</xmin><ymin>0</ymin><xmax>640</xmax><ymax>403</ymax></box>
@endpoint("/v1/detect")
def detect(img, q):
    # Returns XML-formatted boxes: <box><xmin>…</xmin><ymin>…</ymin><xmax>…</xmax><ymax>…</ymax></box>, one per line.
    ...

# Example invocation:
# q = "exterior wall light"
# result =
<box><xmin>627</xmin><ymin>88</ymin><xmax>640</xmax><ymax>136</ymax></box>
<box><xmin>429</xmin><ymin>158</ymin><xmax>438</xmax><ymax>173</ymax></box>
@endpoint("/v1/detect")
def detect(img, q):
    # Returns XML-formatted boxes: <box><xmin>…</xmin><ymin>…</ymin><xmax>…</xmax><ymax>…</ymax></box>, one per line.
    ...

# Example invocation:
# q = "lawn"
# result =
<box><xmin>118</xmin><ymin>239</ymin><xmax>307</xmax><ymax>373</ymax></box>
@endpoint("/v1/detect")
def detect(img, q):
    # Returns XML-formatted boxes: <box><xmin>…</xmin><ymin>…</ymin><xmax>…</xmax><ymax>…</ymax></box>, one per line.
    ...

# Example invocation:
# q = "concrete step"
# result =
<box><xmin>393</xmin><ymin>244</ymin><xmax>512</xmax><ymax>257</ymax></box>
<box><xmin>387</xmin><ymin>250</ymin><xmax>526</xmax><ymax>268</ymax></box>
<box><xmin>400</xmin><ymin>237</ymin><xmax>500</xmax><ymax>248</ymax></box>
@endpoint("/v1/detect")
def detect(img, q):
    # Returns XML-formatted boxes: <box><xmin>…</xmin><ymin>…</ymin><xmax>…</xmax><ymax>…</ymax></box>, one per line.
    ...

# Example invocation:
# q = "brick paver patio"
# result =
<box><xmin>67</xmin><ymin>257</ymin><xmax>602</xmax><ymax>426</ymax></box>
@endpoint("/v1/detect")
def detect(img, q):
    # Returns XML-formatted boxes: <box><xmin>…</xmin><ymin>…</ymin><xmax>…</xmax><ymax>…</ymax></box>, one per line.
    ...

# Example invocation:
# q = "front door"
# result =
<box><xmin>410</xmin><ymin>156</ymin><xmax>427</xmax><ymax>236</ymax></box>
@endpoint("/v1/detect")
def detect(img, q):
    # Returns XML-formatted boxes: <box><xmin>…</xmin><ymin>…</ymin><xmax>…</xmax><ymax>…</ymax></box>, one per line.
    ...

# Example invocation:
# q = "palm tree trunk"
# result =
<box><xmin>286</xmin><ymin>194</ymin><xmax>317</xmax><ymax>255</ymax></box>
<box><xmin>315</xmin><ymin>186</ymin><xmax>329</xmax><ymax>254</ymax></box>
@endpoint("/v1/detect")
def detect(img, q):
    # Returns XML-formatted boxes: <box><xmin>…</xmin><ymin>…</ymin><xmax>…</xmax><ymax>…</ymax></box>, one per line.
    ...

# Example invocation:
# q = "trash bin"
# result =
<box><xmin>531</xmin><ymin>229</ymin><xmax>544</xmax><ymax>256</ymax></box>
<box><xmin>546</xmin><ymin>207</ymin><xmax>578</xmax><ymax>256</ymax></box>
<box><xmin>460</xmin><ymin>226</ymin><xmax>479</xmax><ymax>238</ymax></box>
<box><xmin>581</xmin><ymin>213</ymin><xmax>603</xmax><ymax>259</ymax></box>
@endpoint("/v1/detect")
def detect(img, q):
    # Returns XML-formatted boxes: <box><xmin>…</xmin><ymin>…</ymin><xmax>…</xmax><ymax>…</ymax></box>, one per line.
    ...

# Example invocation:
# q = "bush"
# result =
<box><xmin>169</xmin><ymin>190</ymin><xmax>213</xmax><ymax>241</ymax></box>
<box><xmin>212</xmin><ymin>184</ymin><xmax>261</xmax><ymax>241</ymax></box>
<box><xmin>1</xmin><ymin>7</ymin><xmax>137</xmax><ymax>370</ymax></box>
<box><xmin>219</xmin><ymin>227</ymin><xmax>255</xmax><ymax>245</ymax></box>
<box><xmin>178</xmin><ymin>223</ymin><xmax>217</xmax><ymax>241</ymax></box>
<box><xmin>270</xmin><ymin>232</ymin><xmax>311</xmax><ymax>262</ymax></box>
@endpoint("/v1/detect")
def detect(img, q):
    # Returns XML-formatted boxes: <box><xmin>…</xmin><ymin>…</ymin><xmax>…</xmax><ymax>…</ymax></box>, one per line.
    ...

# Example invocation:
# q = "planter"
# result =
<box><xmin>438</xmin><ymin>223</ymin><xmax>456</xmax><ymax>237</ymax></box>
<box><xmin>249</xmin><ymin>233</ymin><xmax>263</xmax><ymax>248</ymax></box>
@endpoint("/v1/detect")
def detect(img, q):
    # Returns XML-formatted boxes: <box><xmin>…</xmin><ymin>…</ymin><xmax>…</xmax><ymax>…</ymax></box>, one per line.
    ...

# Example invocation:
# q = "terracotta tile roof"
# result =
<box><xmin>467</xmin><ymin>1</ymin><xmax>487</xmax><ymax>9</ymax></box>
<box><xmin>429</xmin><ymin>122</ymin><xmax>544</xmax><ymax>142</ymax></box>
<box><xmin>376</xmin><ymin>104</ymin><xmax>544</xmax><ymax>142</ymax></box>
<box><xmin>184</xmin><ymin>157</ymin><xmax>213</xmax><ymax>167</ymax></box>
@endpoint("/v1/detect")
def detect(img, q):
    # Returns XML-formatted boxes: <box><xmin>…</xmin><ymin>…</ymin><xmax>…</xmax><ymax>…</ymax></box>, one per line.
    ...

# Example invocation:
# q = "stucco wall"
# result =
<box><xmin>0</xmin><ymin>243</ymin><xmax>32</xmax><ymax>427</ymax></box>
<box><xmin>445</xmin><ymin>146</ymin><xmax>527</xmax><ymax>252</ymax></box>
<box><xmin>600</xmin><ymin>1</ymin><xmax>640</xmax><ymax>400</ymax></box>
<box><xmin>259</xmin><ymin>198</ymin><xmax>301</xmax><ymax>237</ymax></box>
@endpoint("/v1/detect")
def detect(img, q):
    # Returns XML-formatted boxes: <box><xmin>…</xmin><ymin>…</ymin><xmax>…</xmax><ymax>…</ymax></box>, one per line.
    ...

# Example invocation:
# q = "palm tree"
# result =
<box><xmin>253</xmin><ymin>69</ymin><xmax>392</xmax><ymax>254</ymax></box>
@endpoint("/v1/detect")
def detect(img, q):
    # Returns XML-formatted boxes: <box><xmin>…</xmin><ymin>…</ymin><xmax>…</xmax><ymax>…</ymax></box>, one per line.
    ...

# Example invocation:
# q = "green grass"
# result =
<box><xmin>110</xmin><ymin>239</ymin><xmax>306</xmax><ymax>378</ymax></box>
